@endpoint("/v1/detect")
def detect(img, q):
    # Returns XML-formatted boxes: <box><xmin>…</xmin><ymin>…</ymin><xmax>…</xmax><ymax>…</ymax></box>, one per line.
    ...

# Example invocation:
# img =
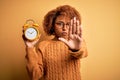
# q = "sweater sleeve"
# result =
<box><xmin>25</xmin><ymin>46</ymin><xmax>43</xmax><ymax>80</ymax></box>
<box><xmin>69</xmin><ymin>39</ymin><xmax>88</xmax><ymax>59</ymax></box>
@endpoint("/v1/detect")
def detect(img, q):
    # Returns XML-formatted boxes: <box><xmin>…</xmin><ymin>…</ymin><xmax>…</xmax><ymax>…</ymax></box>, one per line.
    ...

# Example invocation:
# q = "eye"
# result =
<box><xmin>66</xmin><ymin>23</ymin><xmax>71</xmax><ymax>26</ymax></box>
<box><xmin>56</xmin><ymin>22</ymin><xmax>64</xmax><ymax>27</ymax></box>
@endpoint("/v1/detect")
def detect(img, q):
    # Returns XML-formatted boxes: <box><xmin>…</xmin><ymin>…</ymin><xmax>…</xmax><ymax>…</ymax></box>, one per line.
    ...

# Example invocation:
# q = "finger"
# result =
<box><xmin>69</xmin><ymin>19</ymin><xmax>73</xmax><ymax>35</ymax></box>
<box><xmin>77</xmin><ymin>35</ymin><xmax>83</xmax><ymax>42</ymax></box>
<box><xmin>79</xmin><ymin>25</ymin><xmax>83</xmax><ymax>38</ymax></box>
<box><xmin>58</xmin><ymin>37</ymin><xmax>69</xmax><ymax>45</ymax></box>
<box><xmin>73</xmin><ymin>17</ymin><xmax>76</xmax><ymax>34</ymax></box>
<box><xmin>37</xmin><ymin>34</ymin><xmax>41</xmax><ymax>40</ymax></box>
<box><xmin>76</xmin><ymin>20</ymin><xmax>80</xmax><ymax>35</ymax></box>
<box><xmin>32</xmin><ymin>38</ymin><xmax>39</xmax><ymax>44</ymax></box>
<box><xmin>22</xmin><ymin>34</ymin><xmax>27</xmax><ymax>41</ymax></box>
<box><xmin>26</xmin><ymin>38</ymin><xmax>39</xmax><ymax>48</ymax></box>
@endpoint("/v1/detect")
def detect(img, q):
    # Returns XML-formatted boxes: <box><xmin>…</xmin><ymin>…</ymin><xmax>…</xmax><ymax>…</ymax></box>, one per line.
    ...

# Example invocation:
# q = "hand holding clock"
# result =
<box><xmin>24</xmin><ymin>38</ymin><xmax>40</xmax><ymax>48</ymax></box>
<box><xmin>22</xmin><ymin>20</ymin><xmax>41</xmax><ymax>48</ymax></box>
<box><xmin>22</xmin><ymin>27</ymin><xmax>41</xmax><ymax>48</ymax></box>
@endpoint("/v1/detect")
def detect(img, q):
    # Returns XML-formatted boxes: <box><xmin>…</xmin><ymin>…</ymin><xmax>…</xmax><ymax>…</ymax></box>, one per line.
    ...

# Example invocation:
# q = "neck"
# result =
<box><xmin>52</xmin><ymin>36</ymin><xmax>59</xmax><ymax>41</ymax></box>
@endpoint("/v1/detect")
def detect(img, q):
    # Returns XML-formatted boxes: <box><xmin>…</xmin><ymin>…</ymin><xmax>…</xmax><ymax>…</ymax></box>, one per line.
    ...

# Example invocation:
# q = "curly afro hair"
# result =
<box><xmin>43</xmin><ymin>5</ymin><xmax>81</xmax><ymax>35</ymax></box>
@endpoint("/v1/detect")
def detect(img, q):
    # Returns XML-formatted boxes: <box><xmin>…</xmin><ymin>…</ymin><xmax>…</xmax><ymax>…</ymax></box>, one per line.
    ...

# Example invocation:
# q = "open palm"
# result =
<box><xmin>59</xmin><ymin>17</ymin><xmax>83</xmax><ymax>50</ymax></box>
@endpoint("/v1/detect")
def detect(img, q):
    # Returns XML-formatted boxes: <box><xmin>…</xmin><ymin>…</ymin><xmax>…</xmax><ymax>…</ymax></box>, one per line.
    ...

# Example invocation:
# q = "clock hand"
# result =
<box><xmin>28</xmin><ymin>31</ymin><xmax>31</xmax><ymax>34</ymax></box>
<box><xmin>31</xmin><ymin>31</ymin><xmax>35</xmax><ymax>34</ymax></box>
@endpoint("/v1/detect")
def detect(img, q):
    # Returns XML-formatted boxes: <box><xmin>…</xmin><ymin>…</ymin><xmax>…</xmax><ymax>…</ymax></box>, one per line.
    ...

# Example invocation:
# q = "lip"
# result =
<box><xmin>62</xmin><ymin>32</ymin><xmax>67</xmax><ymax>36</ymax></box>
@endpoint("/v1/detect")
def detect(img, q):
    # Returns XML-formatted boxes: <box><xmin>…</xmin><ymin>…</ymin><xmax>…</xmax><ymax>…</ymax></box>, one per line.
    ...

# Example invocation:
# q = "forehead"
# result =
<box><xmin>56</xmin><ymin>15</ymin><xmax>71</xmax><ymax>22</ymax></box>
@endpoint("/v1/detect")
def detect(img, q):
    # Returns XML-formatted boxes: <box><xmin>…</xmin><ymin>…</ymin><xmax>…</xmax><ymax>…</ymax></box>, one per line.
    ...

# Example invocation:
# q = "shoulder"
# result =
<box><xmin>36</xmin><ymin>40</ymin><xmax>51</xmax><ymax>53</ymax></box>
<box><xmin>38</xmin><ymin>40</ymin><xmax>50</xmax><ymax>48</ymax></box>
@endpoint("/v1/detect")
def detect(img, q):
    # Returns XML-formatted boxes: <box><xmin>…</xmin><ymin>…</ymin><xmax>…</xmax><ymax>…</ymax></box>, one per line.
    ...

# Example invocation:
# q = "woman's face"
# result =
<box><xmin>54</xmin><ymin>15</ymin><xmax>70</xmax><ymax>39</ymax></box>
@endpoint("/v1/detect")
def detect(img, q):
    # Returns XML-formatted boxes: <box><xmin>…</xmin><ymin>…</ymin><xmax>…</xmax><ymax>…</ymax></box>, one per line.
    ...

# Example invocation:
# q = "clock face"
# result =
<box><xmin>25</xmin><ymin>27</ymin><xmax>38</xmax><ymax>40</ymax></box>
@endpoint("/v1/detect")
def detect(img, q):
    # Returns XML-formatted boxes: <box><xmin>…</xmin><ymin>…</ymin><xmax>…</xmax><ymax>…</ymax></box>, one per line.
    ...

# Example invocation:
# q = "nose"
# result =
<box><xmin>63</xmin><ymin>25</ymin><xmax>67</xmax><ymax>31</ymax></box>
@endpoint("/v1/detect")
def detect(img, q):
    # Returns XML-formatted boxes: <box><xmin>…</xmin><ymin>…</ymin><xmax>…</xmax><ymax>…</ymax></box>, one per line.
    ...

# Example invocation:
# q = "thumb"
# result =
<box><xmin>58</xmin><ymin>37</ymin><xmax>69</xmax><ymax>45</ymax></box>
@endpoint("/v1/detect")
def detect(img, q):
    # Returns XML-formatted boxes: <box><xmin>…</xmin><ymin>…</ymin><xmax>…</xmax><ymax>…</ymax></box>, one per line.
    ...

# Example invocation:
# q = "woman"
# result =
<box><xmin>23</xmin><ymin>5</ymin><xmax>88</xmax><ymax>80</ymax></box>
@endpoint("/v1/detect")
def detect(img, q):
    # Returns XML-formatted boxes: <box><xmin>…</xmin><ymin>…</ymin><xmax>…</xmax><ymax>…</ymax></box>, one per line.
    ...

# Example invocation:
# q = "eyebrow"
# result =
<box><xmin>56</xmin><ymin>21</ymin><xmax>70</xmax><ymax>23</ymax></box>
<box><xmin>56</xmin><ymin>21</ymin><xmax>64</xmax><ymax>23</ymax></box>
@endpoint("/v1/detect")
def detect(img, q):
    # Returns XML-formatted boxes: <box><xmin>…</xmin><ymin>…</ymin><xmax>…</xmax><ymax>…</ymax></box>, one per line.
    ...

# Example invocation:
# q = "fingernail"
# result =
<box><xmin>58</xmin><ymin>37</ymin><xmax>61</xmax><ymax>40</ymax></box>
<box><xmin>74</xmin><ymin>17</ymin><xmax>76</xmax><ymax>20</ymax></box>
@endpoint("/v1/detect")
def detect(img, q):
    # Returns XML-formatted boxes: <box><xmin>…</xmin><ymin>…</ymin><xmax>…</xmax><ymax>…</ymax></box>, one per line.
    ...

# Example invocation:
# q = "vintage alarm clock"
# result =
<box><xmin>23</xmin><ymin>19</ymin><xmax>40</xmax><ymax>41</ymax></box>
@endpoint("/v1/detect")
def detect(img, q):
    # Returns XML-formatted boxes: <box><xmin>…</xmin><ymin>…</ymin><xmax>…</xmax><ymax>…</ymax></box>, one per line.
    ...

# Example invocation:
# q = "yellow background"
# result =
<box><xmin>0</xmin><ymin>0</ymin><xmax>120</xmax><ymax>80</ymax></box>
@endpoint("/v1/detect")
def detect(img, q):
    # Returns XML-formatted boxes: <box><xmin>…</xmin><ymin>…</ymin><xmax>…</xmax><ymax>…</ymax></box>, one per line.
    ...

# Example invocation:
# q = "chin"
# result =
<box><xmin>62</xmin><ymin>36</ymin><xmax>69</xmax><ymax>40</ymax></box>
